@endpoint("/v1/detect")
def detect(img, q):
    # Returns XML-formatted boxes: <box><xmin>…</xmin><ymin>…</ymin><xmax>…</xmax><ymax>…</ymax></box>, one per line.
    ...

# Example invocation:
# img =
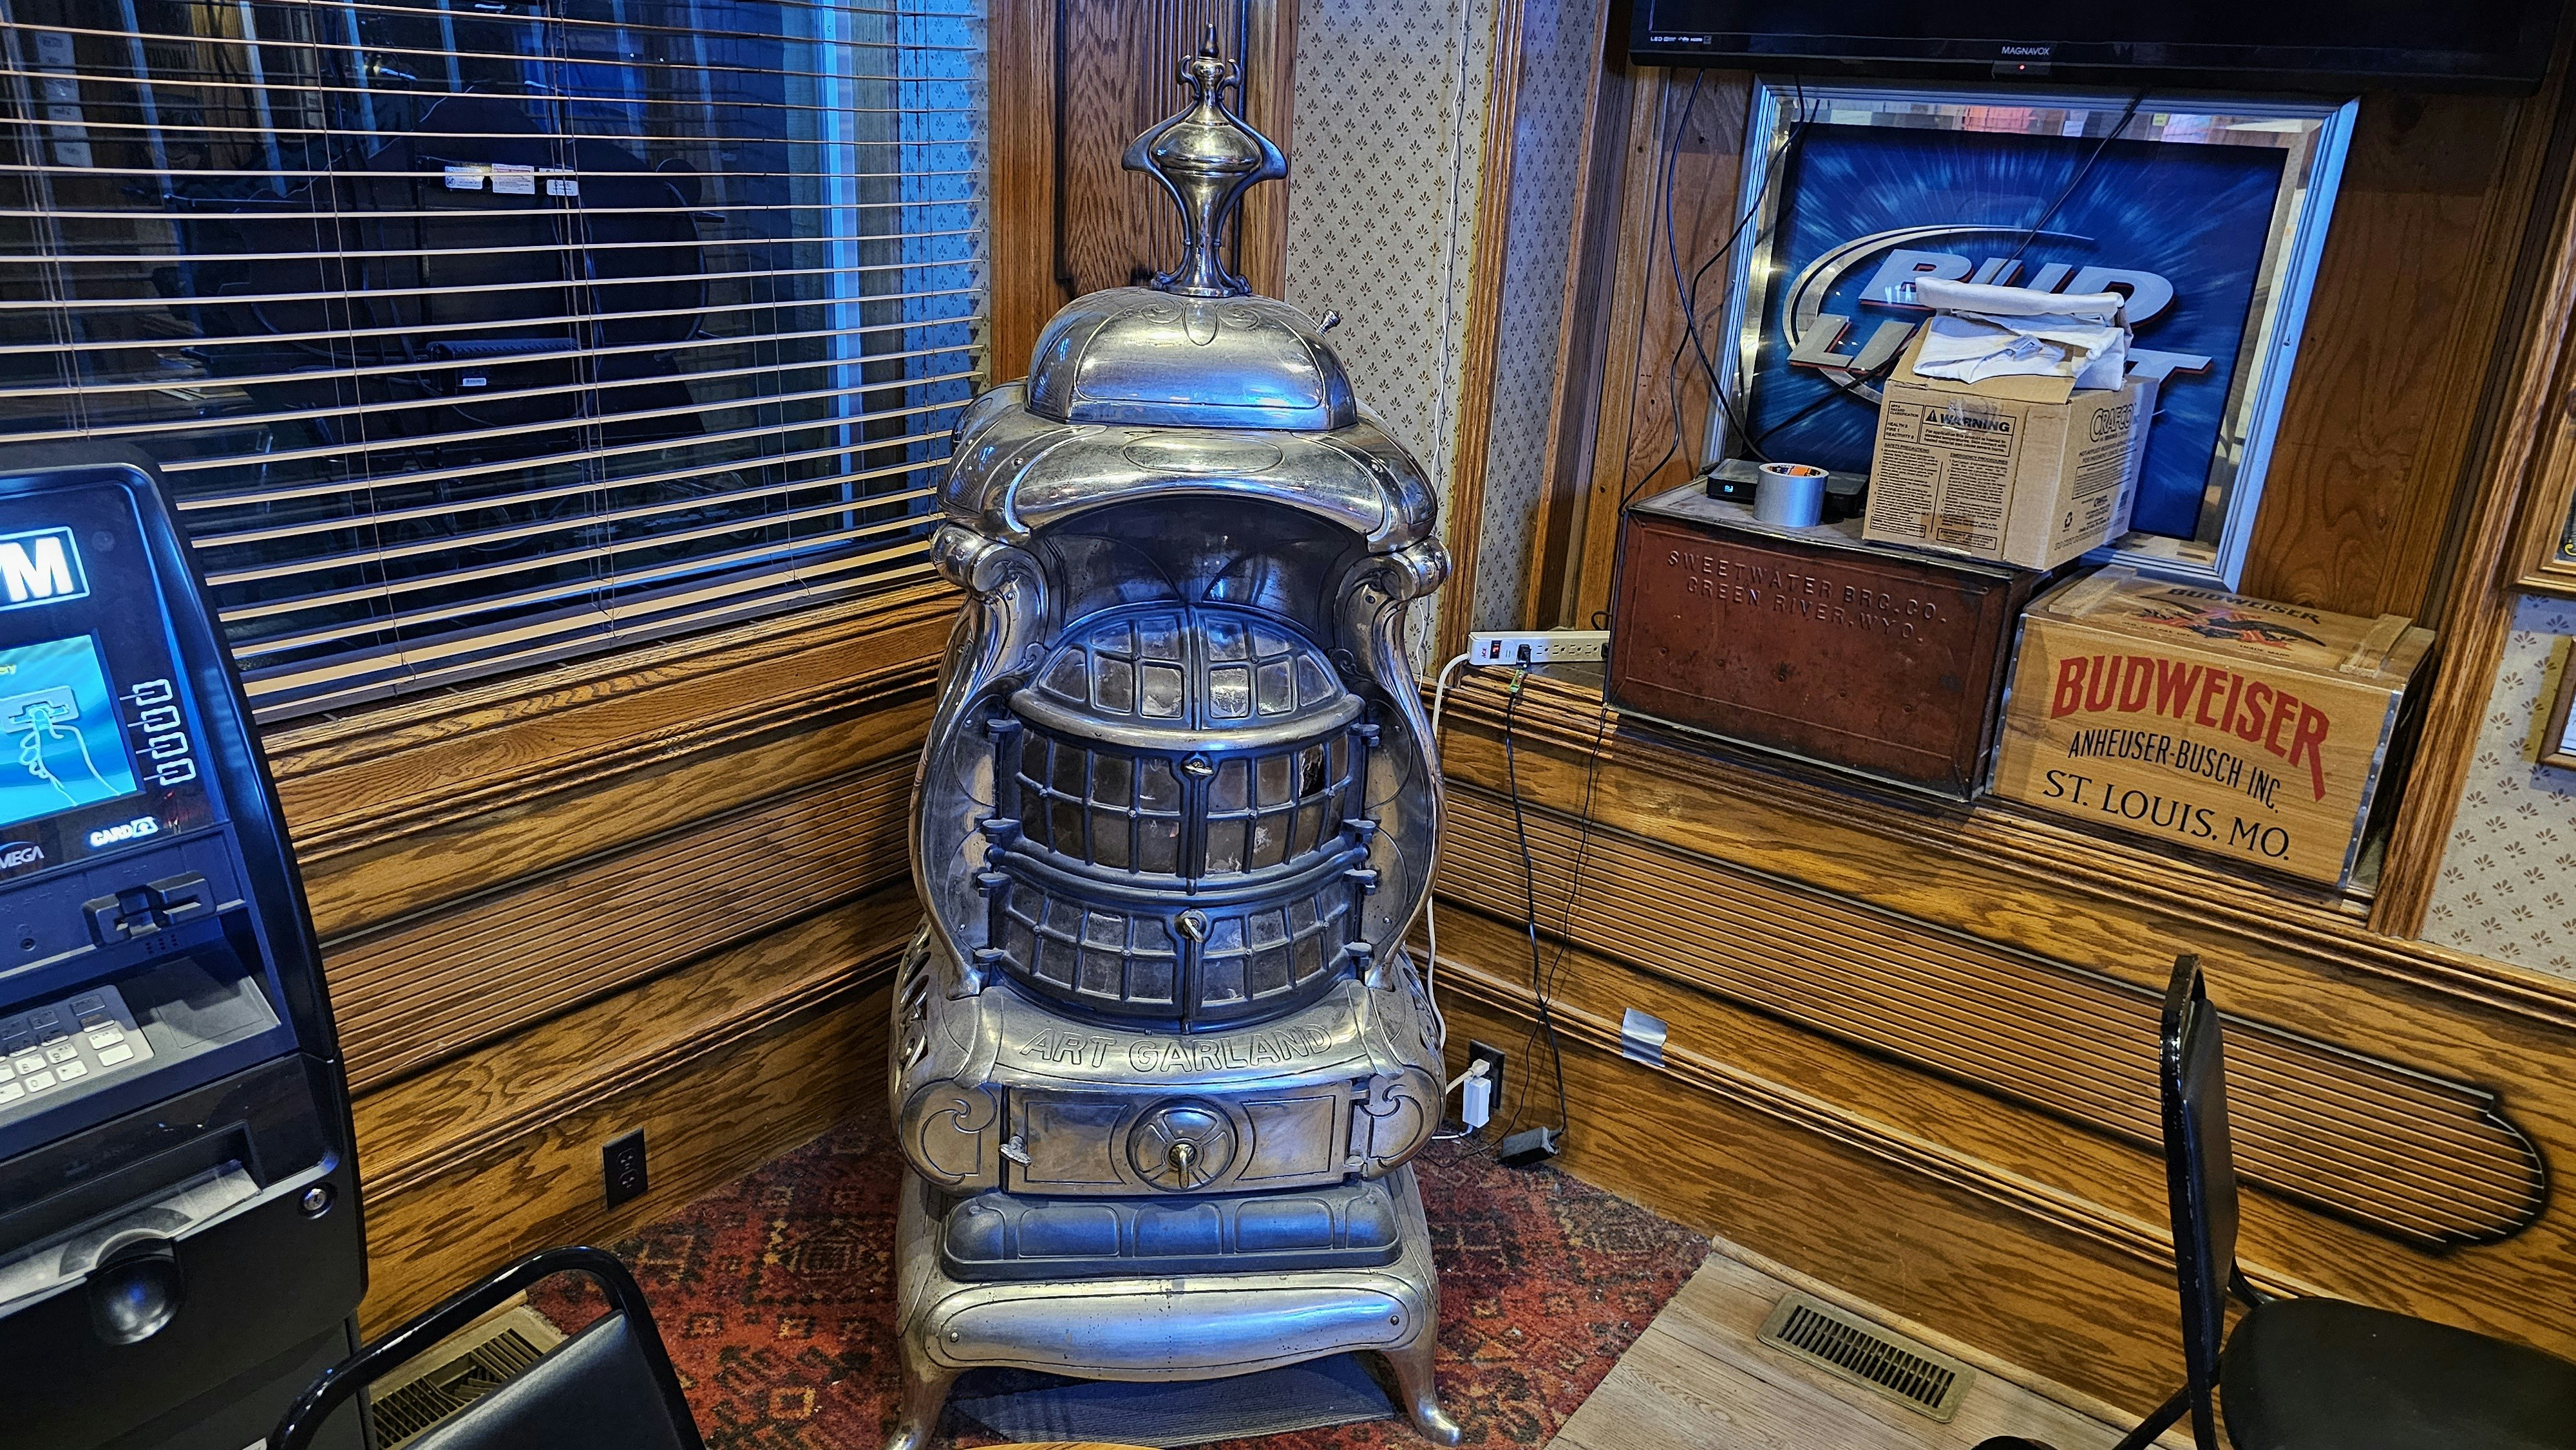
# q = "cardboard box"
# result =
<box><xmin>1988</xmin><ymin>567</ymin><xmax>2433</xmax><ymax>888</ymax></box>
<box><xmin>1862</xmin><ymin>330</ymin><xmax>2152</xmax><ymax>570</ymax></box>
<box><xmin>1607</xmin><ymin>483</ymin><xmax>2050</xmax><ymax>800</ymax></box>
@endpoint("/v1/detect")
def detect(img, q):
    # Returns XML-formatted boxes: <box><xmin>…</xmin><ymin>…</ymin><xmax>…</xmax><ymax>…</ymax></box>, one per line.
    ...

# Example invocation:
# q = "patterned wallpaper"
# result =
<box><xmin>1283</xmin><ymin>0</ymin><xmax>1495</xmax><ymax>666</ymax></box>
<box><xmin>1471</xmin><ymin>0</ymin><xmax>1604</xmax><ymax>634</ymax></box>
<box><xmin>1283</xmin><ymin>0</ymin><xmax>1597</xmax><ymax>657</ymax></box>
<box><xmin>2420</xmin><ymin>592</ymin><xmax>2576</xmax><ymax>975</ymax></box>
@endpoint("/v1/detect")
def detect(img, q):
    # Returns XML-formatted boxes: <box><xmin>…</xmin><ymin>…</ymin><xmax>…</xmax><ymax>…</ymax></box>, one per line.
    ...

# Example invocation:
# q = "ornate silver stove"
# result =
<box><xmin>884</xmin><ymin>35</ymin><xmax>1457</xmax><ymax>1450</ymax></box>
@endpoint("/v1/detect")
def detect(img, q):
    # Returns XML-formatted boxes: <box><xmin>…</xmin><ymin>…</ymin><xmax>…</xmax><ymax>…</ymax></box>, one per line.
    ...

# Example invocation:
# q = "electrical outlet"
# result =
<box><xmin>1467</xmin><ymin>1040</ymin><xmax>1508</xmax><ymax>1118</ymax></box>
<box><xmin>603</xmin><ymin>1130</ymin><xmax>649</xmax><ymax>1209</ymax></box>
<box><xmin>1467</xmin><ymin>628</ymin><xmax>1609</xmax><ymax>667</ymax></box>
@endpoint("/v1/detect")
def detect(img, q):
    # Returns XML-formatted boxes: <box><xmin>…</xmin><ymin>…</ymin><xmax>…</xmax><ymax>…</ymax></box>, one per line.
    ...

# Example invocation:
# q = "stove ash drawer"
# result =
<box><xmin>1003</xmin><ymin>1084</ymin><xmax>1419</xmax><ymax>1196</ymax></box>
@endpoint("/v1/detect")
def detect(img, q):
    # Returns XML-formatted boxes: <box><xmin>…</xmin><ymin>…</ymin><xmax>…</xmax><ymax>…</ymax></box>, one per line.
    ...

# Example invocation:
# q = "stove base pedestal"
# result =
<box><xmin>886</xmin><ymin>1162</ymin><xmax>1459</xmax><ymax>1450</ymax></box>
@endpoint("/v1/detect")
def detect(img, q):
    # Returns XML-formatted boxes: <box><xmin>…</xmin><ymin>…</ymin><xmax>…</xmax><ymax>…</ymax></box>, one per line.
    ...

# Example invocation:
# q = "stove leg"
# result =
<box><xmin>1381</xmin><ymin>1333</ymin><xmax>1462</xmax><ymax>1445</ymax></box>
<box><xmin>884</xmin><ymin>1341</ymin><xmax>956</xmax><ymax>1450</ymax></box>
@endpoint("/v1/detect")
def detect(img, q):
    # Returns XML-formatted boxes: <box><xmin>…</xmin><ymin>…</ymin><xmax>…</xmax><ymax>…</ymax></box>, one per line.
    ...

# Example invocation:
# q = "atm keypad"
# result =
<box><xmin>0</xmin><ymin>985</ymin><xmax>151</xmax><ymax>1110</ymax></box>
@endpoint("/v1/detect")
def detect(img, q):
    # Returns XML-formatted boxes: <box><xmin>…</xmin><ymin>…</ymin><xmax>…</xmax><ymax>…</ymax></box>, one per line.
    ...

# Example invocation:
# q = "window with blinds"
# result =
<box><xmin>0</xmin><ymin>0</ymin><xmax>985</xmax><ymax>720</ymax></box>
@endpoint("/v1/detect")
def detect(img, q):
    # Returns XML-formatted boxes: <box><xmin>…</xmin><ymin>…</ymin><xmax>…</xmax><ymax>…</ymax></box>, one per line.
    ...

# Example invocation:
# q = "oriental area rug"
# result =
<box><xmin>536</xmin><ymin>1104</ymin><xmax>1707</xmax><ymax>1449</ymax></box>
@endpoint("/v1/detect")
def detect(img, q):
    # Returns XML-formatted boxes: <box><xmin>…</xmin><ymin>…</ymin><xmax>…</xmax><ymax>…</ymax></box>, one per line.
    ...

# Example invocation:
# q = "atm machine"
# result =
<box><xmin>0</xmin><ymin>456</ymin><xmax>366</xmax><ymax>1449</ymax></box>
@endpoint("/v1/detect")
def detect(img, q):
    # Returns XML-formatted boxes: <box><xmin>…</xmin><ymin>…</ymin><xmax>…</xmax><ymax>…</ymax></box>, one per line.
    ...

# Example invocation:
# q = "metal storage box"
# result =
<box><xmin>1607</xmin><ymin>484</ymin><xmax>2050</xmax><ymax>800</ymax></box>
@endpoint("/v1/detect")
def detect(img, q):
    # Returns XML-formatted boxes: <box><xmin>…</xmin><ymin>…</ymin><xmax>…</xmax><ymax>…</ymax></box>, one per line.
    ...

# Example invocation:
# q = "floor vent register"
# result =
<box><xmin>1757</xmin><ymin>1290</ymin><xmax>1976</xmax><ymax>1422</ymax></box>
<box><xmin>364</xmin><ymin>1304</ymin><xmax>565</xmax><ymax>1447</ymax></box>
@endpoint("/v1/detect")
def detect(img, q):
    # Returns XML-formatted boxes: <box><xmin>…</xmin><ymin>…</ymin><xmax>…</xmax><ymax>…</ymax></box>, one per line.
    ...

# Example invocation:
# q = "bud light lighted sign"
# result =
<box><xmin>1719</xmin><ymin>86</ymin><xmax>2354</xmax><ymax>587</ymax></box>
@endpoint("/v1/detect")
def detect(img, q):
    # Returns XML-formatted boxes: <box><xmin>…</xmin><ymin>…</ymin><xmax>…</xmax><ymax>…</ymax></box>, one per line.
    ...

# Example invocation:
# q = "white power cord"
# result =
<box><xmin>1419</xmin><ymin>651</ymin><xmax>1472</xmax><ymax>1058</ymax></box>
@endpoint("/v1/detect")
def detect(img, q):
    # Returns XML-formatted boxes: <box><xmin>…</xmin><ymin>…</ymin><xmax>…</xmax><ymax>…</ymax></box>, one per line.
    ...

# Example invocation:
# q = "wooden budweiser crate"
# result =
<box><xmin>1607</xmin><ymin>484</ymin><xmax>2051</xmax><ymax>800</ymax></box>
<box><xmin>1989</xmin><ymin>567</ymin><xmax>2434</xmax><ymax>887</ymax></box>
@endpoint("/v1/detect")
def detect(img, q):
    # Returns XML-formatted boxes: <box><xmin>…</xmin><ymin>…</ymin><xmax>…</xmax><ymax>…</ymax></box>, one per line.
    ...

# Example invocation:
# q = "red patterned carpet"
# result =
<box><xmin>539</xmin><ymin>1106</ymin><xmax>1706</xmax><ymax>1449</ymax></box>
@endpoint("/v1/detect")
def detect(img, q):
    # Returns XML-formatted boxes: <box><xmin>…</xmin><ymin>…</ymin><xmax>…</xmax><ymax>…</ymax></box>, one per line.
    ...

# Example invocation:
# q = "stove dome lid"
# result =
<box><xmin>1024</xmin><ymin>290</ymin><xmax>1356</xmax><ymax>432</ymax></box>
<box><xmin>1022</xmin><ymin>29</ymin><xmax>1352</xmax><ymax>433</ymax></box>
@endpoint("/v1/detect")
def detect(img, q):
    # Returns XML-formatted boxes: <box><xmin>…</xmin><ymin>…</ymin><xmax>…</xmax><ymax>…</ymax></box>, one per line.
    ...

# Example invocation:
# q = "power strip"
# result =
<box><xmin>1467</xmin><ymin>629</ymin><xmax>1609</xmax><ymax>667</ymax></box>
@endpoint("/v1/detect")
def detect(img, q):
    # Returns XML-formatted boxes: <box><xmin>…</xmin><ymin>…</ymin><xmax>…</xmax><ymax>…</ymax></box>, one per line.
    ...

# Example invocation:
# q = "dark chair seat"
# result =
<box><xmin>272</xmin><ymin>1246</ymin><xmax>703</xmax><ymax>1450</ymax></box>
<box><xmin>2223</xmin><ymin>1296</ymin><xmax>2576</xmax><ymax>1450</ymax></box>
<box><xmin>408</xmin><ymin>1312</ymin><xmax>696</xmax><ymax>1450</ymax></box>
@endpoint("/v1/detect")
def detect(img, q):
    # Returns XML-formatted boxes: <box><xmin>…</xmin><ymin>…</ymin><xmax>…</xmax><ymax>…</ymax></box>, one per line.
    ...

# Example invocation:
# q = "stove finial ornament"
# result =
<box><xmin>1121</xmin><ymin>23</ymin><xmax>1286</xmax><ymax>297</ymax></box>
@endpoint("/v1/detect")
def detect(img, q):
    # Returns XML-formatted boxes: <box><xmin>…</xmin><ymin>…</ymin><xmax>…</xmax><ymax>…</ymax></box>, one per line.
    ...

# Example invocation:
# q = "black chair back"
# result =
<box><xmin>272</xmin><ymin>1245</ymin><xmax>703</xmax><ymax>1450</ymax></box>
<box><xmin>2159</xmin><ymin>953</ymin><xmax>2239</xmax><ymax>1450</ymax></box>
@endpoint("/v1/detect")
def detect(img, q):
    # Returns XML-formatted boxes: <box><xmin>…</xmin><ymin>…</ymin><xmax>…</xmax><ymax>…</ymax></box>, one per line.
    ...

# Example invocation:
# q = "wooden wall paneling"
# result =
<box><xmin>2239</xmin><ymin>88</ymin><xmax>2553</xmax><ymax>620</ymax></box>
<box><xmin>265</xmin><ymin>587</ymin><xmax>952</xmax><ymax>855</ymax></box>
<box><xmin>327</xmin><ymin>755</ymin><xmax>918</xmax><ymax>1093</ymax></box>
<box><xmin>1422</xmin><ymin>690</ymin><xmax>2576</xmax><ymax>1422</ymax></box>
<box><xmin>1568</xmin><ymin>70</ymin><xmax>1750</xmax><ymax>628</ymax></box>
<box><xmin>1523</xmin><ymin>0</ymin><xmax>1628</xmax><ymax>630</ymax></box>
<box><xmin>1434</xmin><ymin>785</ymin><xmax>2546</xmax><ymax>1249</ymax></box>
<box><xmin>359</xmin><ymin>990</ymin><xmax>879</xmax><ymax>1330</ymax></box>
<box><xmin>989</xmin><ymin>0</ymin><xmax>1062</xmax><ymax>382</ymax></box>
<box><xmin>352</xmin><ymin>889</ymin><xmax>916</xmax><ymax>1326</ymax></box>
<box><xmin>1052</xmin><ymin>1</ymin><xmax>1294</xmax><ymax>302</ymax></box>
<box><xmin>2374</xmin><ymin>70</ymin><xmax>2576</xmax><ymax>935</ymax></box>
<box><xmin>1425</xmin><ymin>673</ymin><xmax>2576</xmax><ymax>1385</ymax></box>
<box><xmin>290</xmin><ymin>689</ymin><xmax>930</xmax><ymax>943</ymax></box>
<box><xmin>1433</xmin><ymin>0</ymin><xmax>1530</xmax><ymax>660</ymax></box>
<box><xmin>1422</xmin><ymin>971</ymin><xmax>2200</xmax><ymax>1417</ymax></box>
<box><xmin>252</xmin><ymin>570</ymin><xmax>958</xmax><ymax>1324</ymax></box>
<box><xmin>1236</xmin><ymin>0</ymin><xmax>1299</xmax><ymax>300</ymax></box>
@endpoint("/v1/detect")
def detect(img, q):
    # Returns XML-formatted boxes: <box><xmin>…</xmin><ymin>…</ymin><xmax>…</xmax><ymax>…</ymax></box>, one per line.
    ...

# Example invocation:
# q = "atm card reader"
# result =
<box><xmin>0</xmin><ymin>457</ymin><xmax>366</xmax><ymax>1450</ymax></box>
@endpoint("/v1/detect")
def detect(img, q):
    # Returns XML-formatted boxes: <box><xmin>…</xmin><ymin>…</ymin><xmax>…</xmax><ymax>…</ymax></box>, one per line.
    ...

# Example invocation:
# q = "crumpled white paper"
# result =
<box><xmin>1909</xmin><ymin>276</ymin><xmax>2129</xmax><ymax>389</ymax></box>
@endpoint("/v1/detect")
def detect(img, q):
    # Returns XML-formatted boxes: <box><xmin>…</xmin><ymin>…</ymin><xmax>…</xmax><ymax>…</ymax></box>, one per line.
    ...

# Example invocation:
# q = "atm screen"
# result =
<box><xmin>0</xmin><ymin>635</ymin><xmax>142</xmax><ymax>830</ymax></box>
<box><xmin>0</xmin><ymin>485</ymin><xmax>224</xmax><ymax>883</ymax></box>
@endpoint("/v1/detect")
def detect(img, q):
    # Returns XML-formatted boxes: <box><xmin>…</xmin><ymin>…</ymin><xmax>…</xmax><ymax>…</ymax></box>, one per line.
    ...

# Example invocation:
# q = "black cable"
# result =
<box><xmin>1661</xmin><ymin>73</ymin><xmax>1768</xmax><ymax>467</ymax></box>
<box><xmin>1520</xmin><ymin>693</ymin><xmax>1611</xmax><ymax>1123</ymax></box>
<box><xmin>1663</xmin><ymin>71</ymin><xmax>1820</xmax><ymax>470</ymax></box>
<box><xmin>1621</xmin><ymin>76</ymin><xmax>1814</xmax><ymax>509</ymax></box>
<box><xmin>2005</xmin><ymin>89</ymin><xmax>2149</xmax><ymax>267</ymax></box>
<box><xmin>1497</xmin><ymin>675</ymin><xmax>1571</xmax><ymax>1143</ymax></box>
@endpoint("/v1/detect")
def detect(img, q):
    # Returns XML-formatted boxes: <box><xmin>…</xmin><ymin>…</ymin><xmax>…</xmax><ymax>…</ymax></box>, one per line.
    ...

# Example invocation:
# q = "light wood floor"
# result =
<box><xmin>1552</xmin><ymin>1243</ymin><xmax>2189</xmax><ymax>1450</ymax></box>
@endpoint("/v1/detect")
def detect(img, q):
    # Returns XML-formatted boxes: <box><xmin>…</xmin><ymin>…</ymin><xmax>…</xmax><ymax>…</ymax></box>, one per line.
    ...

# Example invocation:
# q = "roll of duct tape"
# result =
<box><xmin>1754</xmin><ymin>462</ymin><xmax>1828</xmax><ymax>529</ymax></box>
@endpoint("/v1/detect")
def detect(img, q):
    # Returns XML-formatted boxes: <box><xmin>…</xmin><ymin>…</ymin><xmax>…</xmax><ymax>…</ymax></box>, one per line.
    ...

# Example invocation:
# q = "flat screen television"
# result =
<box><xmin>1630</xmin><ymin>0</ymin><xmax>2563</xmax><ymax>91</ymax></box>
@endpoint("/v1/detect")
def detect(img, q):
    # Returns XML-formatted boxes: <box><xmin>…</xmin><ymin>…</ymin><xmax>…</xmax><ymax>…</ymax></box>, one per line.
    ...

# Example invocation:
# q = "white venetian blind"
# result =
<box><xmin>0</xmin><ymin>0</ymin><xmax>986</xmax><ymax>719</ymax></box>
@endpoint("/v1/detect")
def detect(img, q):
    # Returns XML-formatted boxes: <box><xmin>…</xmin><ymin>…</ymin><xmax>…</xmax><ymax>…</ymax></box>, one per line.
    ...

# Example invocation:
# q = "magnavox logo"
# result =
<box><xmin>0</xmin><ymin>528</ymin><xmax>84</xmax><ymax>609</ymax></box>
<box><xmin>2050</xmin><ymin>653</ymin><xmax>2332</xmax><ymax>801</ymax></box>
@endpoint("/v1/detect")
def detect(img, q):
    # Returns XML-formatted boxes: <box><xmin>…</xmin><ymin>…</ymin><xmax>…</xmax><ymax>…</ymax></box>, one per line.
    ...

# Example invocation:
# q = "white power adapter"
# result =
<box><xmin>1459</xmin><ymin>1063</ymin><xmax>1494</xmax><ymax>1130</ymax></box>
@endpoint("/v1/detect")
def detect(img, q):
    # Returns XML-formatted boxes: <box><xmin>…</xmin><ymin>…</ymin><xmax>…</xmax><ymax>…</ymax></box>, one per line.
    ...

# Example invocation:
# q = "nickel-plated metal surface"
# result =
<box><xmin>885</xmin><ymin>1162</ymin><xmax>1461</xmax><ymax>1450</ymax></box>
<box><xmin>889</xmin><ymin>26</ymin><xmax>1455</xmax><ymax>1447</ymax></box>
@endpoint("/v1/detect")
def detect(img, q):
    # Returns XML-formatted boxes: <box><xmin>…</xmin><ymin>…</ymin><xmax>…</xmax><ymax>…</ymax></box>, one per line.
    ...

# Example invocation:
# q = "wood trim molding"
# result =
<box><xmin>1437</xmin><ymin>669</ymin><xmax>2576</xmax><ymax>1030</ymax></box>
<box><xmin>1524</xmin><ymin>0</ymin><xmax>1627</xmax><ymax>631</ymax></box>
<box><xmin>1237</xmin><ymin>0</ymin><xmax>1300</xmax><ymax>299</ymax></box>
<box><xmin>355</xmin><ymin>889</ymin><xmax>916</xmax><ymax>1202</ymax></box>
<box><xmin>328</xmin><ymin>756</ymin><xmax>918</xmax><ymax>1093</ymax></box>
<box><xmin>990</xmin><ymin>0</ymin><xmax>1065</xmax><ymax>384</ymax></box>
<box><xmin>1434</xmin><ymin>0</ymin><xmax>1529</xmax><ymax>662</ymax></box>
<box><xmin>2374</xmin><ymin>74</ymin><xmax>2576</xmax><ymax>936</ymax></box>
<box><xmin>267</xmin><ymin>588</ymin><xmax>952</xmax><ymax>862</ymax></box>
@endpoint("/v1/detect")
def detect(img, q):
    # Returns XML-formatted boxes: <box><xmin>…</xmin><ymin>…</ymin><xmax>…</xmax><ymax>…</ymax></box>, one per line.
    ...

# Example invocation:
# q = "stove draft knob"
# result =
<box><xmin>1130</xmin><ymin>1100</ymin><xmax>1239</xmax><ymax>1190</ymax></box>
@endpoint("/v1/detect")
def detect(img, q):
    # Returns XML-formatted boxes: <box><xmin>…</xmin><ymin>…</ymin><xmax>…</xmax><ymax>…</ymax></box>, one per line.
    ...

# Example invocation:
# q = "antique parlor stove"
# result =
<box><xmin>886</xmin><ymin>36</ymin><xmax>1458</xmax><ymax>1450</ymax></box>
